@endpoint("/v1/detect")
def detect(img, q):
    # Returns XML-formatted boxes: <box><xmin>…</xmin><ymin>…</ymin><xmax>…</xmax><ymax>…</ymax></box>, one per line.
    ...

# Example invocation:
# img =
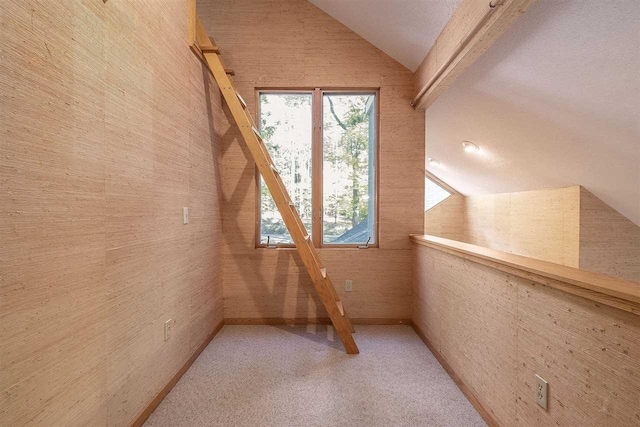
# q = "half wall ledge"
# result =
<box><xmin>410</xmin><ymin>234</ymin><xmax>640</xmax><ymax>316</ymax></box>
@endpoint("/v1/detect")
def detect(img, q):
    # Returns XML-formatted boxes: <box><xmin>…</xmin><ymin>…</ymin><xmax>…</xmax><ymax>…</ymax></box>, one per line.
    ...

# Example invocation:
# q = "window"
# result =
<box><xmin>257</xmin><ymin>89</ymin><xmax>378</xmax><ymax>247</ymax></box>
<box><xmin>425</xmin><ymin>175</ymin><xmax>452</xmax><ymax>211</ymax></box>
<box><xmin>258</xmin><ymin>92</ymin><xmax>313</xmax><ymax>245</ymax></box>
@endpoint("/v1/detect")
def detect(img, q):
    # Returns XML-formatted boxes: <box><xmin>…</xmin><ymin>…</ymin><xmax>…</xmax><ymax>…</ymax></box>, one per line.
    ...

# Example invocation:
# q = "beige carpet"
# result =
<box><xmin>144</xmin><ymin>325</ymin><xmax>486</xmax><ymax>427</ymax></box>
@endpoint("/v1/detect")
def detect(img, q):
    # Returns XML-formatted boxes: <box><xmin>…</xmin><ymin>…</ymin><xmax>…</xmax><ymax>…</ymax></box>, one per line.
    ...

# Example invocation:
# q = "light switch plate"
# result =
<box><xmin>183</xmin><ymin>207</ymin><xmax>189</xmax><ymax>224</ymax></box>
<box><xmin>345</xmin><ymin>280</ymin><xmax>353</xmax><ymax>292</ymax></box>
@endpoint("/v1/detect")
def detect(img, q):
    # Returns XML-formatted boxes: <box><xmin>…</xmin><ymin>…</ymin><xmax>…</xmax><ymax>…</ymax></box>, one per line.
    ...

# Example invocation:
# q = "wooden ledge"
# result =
<box><xmin>224</xmin><ymin>318</ymin><xmax>411</xmax><ymax>326</ymax></box>
<box><xmin>410</xmin><ymin>234</ymin><xmax>640</xmax><ymax>316</ymax></box>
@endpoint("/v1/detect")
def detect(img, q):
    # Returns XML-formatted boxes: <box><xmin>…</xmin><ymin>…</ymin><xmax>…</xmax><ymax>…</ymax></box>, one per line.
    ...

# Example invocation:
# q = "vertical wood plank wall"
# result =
<box><xmin>424</xmin><ymin>185</ymin><xmax>639</xmax><ymax>281</ymax></box>
<box><xmin>1</xmin><ymin>1</ymin><xmax>225</xmax><ymax>425</ymax></box>
<box><xmin>198</xmin><ymin>0</ymin><xmax>425</xmax><ymax>320</ymax></box>
<box><xmin>412</xmin><ymin>244</ymin><xmax>640</xmax><ymax>426</ymax></box>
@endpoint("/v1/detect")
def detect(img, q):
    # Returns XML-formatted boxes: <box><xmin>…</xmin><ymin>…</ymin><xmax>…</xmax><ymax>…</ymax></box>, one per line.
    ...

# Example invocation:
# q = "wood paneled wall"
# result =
<box><xmin>1</xmin><ymin>1</ymin><xmax>225</xmax><ymax>425</ymax></box>
<box><xmin>464</xmin><ymin>186</ymin><xmax>581</xmax><ymax>267</ymax></box>
<box><xmin>412</xmin><ymin>244</ymin><xmax>640</xmax><ymax>426</ymax></box>
<box><xmin>424</xmin><ymin>185</ymin><xmax>639</xmax><ymax>281</ymax></box>
<box><xmin>424</xmin><ymin>194</ymin><xmax>465</xmax><ymax>241</ymax></box>
<box><xmin>425</xmin><ymin>186</ymin><xmax>581</xmax><ymax>266</ymax></box>
<box><xmin>580</xmin><ymin>188</ymin><xmax>640</xmax><ymax>282</ymax></box>
<box><xmin>198</xmin><ymin>0</ymin><xmax>425</xmax><ymax>320</ymax></box>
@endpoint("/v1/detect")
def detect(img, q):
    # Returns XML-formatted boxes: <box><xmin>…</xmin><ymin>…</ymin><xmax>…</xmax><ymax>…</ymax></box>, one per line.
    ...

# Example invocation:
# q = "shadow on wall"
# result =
<box><xmin>203</xmin><ymin>63</ymin><xmax>225</xmax><ymax>215</ymax></box>
<box><xmin>218</xmin><ymin>102</ymin><xmax>329</xmax><ymax>339</ymax></box>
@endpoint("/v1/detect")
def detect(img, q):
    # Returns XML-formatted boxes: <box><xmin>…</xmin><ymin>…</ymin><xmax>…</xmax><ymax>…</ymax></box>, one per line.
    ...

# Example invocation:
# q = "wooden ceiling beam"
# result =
<box><xmin>412</xmin><ymin>0</ymin><xmax>537</xmax><ymax>110</ymax></box>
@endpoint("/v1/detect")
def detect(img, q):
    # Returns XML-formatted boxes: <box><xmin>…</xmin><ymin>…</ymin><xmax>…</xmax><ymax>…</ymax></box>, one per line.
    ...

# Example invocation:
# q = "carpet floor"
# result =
<box><xmin>144</xmin><ymin>325</ymin><xmax>486</xmax><ymax>427</ymax></box>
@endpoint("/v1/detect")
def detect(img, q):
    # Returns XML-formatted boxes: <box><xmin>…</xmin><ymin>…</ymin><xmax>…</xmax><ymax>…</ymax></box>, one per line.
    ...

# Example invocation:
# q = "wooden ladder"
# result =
<box><xmin>191</xmin><ymin>20</ymin><xmax>359</xmax><ymax>354</ymax></box>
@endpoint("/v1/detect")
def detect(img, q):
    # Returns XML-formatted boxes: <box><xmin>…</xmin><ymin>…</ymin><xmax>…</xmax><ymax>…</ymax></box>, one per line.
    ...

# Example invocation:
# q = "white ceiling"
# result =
<box><xmin>425</xmin><ymin>0</ymin><xmax>640</xmax><ymax>225</ymax></box>
<box><xmin>309</xmin><ymin>0</ymin><xmax>639</xmax><ymax>225</ymax></box>
<box><xmin>308</xmin><ymin>0</ymin><xmax>462</xmax><ymax>71</ymax></box>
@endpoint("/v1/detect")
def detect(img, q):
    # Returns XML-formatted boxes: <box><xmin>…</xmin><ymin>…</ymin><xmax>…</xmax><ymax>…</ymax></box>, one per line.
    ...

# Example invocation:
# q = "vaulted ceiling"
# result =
<box><xmin>425</xmin><ymin>0</ymin><xmax>640</xmax><ymax>225</ymax></box>
<box><xmin>308</xmin><ymin>0</ymin><xmax>462</xmax><ymax>71</ymax></box>
<box><xmin>310</xmin><ymin>0</ymin><xmax>640</xmax><ymax>225</ymax></box>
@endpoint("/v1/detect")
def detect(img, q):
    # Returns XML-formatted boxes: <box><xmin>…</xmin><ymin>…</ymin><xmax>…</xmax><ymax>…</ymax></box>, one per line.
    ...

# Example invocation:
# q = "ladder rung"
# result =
<box><xmin>270</xmin><ymin>164</ymin><xmax>279</xmax><ymax>174</ymax></box>
<box><xmin>236</xmin><ymin>92</ymin><xmax>247</xmax><ymax>109</ymax></box>
<box><xmin>304</xmin><ymin>234</ymin><xmax>310</xmax><ymax>241</ymax></box>
<box><xmin>200</xmin><ymin>45</ymin><xmax>220</xmax><ymax>54</ymax></box>
<box><xmin>225</xmin><ymin>68</ymin><xmax>235</xmax><ymax>76</ymax></box>
<box><xmin>252</xmin><ymin>126</ymin><xmax>262</xmax><ymax>140</ymax></box>
<box><xmin>336</xmin><ymin>300</ymin><xmax>344</xmax><ymax>316</ymax></box>
<box><xmin>320</xmin><ymin>267</ymin><xmax>327</xmax><ymax>279</ymax></box>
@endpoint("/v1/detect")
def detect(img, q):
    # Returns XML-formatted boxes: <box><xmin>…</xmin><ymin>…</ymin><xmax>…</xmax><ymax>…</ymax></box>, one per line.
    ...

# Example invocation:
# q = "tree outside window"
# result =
<box><xmin>258</xmin><ymin>90</ymin><xmax>377</xmax><ymax>247</ymax></box>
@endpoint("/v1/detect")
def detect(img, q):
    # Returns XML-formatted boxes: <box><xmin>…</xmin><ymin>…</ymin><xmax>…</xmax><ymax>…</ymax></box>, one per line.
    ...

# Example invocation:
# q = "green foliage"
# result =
<box><xmin>258</xmin><ymin>92</ymin><xmax>374</xmax><ymax>243</ymax></box>
<box><xmin>324</xmin><ymin>95</ymin><xmax>372</xmax><ymax>229</ymax></box>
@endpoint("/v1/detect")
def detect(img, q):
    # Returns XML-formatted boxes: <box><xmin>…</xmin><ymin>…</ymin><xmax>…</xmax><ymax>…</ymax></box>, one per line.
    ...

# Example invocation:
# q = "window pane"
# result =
<box><xmin>259</xmin><ymin>93</ymin><xmax>313</xmax><ymax>245</ymax></box>
<box><xmin>425</xmin><ymin>177</ymin><xmax>451</xmax><ymax>211</ymax></box>
<box><xmin>322</xmin><ymin>93</ymin><xmax>376</xmax><ymax>245</ymax></box>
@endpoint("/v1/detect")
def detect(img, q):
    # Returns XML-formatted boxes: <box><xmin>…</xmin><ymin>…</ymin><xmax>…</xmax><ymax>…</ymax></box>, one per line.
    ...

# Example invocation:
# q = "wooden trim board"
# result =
<box><xmin>411</xmin><ymin>235</ymin><xmax>640</xmax><ymax>316</ymax></box>
<box><xmin>412</xmin><ymin>323</ymin><xmax>500</xmax><ymax>427</ymax></box>
<box><xmin>129</xmin><ymin>320</ymin><xmax>225</xmax><ymax>427</ymax></box>
<box><xmin>224</xmin><ymin>318</ymin><xmax>411</xmax><ymax>325</ymax></box>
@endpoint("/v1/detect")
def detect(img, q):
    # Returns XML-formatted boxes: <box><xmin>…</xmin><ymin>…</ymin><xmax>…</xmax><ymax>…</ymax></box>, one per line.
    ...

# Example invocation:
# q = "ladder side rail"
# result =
<box><xmin>197</xmin><ymin>37</ymin><xmax>358</xmax><ymax>354</ymax></box>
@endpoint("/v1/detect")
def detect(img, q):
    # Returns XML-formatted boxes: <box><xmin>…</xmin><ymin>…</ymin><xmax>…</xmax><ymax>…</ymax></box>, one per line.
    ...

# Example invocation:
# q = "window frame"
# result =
<box><xmin>255</xmin><ymin>88</ymin><xmax>380</xmax><ymax>249</ymax></box>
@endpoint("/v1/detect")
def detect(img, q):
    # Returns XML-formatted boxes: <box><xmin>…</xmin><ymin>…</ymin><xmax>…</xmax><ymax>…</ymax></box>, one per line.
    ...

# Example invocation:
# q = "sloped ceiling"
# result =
<box><xmin>308</xmin><ymin>0</ymin><xmax>639</xmax><ymax>225</ymax></box>
<box><xmin>308</xmin><ymin>0</ymin><xmax>462</xmax><ymax>71</ymax></box>
<box><xmin>425</xmin><ymin>0</ymin><xmax>640</xmax><ymax>225</ymax></box>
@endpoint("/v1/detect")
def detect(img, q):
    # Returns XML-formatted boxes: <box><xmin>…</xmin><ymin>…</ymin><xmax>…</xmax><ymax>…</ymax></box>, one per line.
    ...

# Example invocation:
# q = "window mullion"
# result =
<box><xmin>311</xmin><ymin>88</ymin><xmax>323</xmax><ymax>247</ymax></box>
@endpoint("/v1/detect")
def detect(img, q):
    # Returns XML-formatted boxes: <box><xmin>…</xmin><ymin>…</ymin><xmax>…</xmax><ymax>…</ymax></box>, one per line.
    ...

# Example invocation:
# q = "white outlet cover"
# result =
<box><xmin>535</xmin><ymin>374</ymin><xmax>548</xmax><ymax>410</ymax></box>
<box><xmin>164</xmin><ymin>319</ymin><xmax>172</xmax><ymax>341</ymax></box>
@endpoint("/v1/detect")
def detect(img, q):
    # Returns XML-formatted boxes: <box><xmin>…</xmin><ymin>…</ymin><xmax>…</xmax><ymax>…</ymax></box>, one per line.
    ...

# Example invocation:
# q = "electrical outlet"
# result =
<box><xmin>183</xmin><ymin>207</ymin><xmax>189</xmax><ymax>224</ymax></box>
<box><xmin>164</xmin><ymin>319</ymin><xmax>173</xmax><ymax>341</ymax></box>
<box><xmin>345</xmin><ymin>280</ymin><xmax>353</xmax><ymax>292</ymax></box>
<box><xmin>535</xmin><ymin>374</ymin><xmax>548</xmax><ymax>410</ymax></box>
